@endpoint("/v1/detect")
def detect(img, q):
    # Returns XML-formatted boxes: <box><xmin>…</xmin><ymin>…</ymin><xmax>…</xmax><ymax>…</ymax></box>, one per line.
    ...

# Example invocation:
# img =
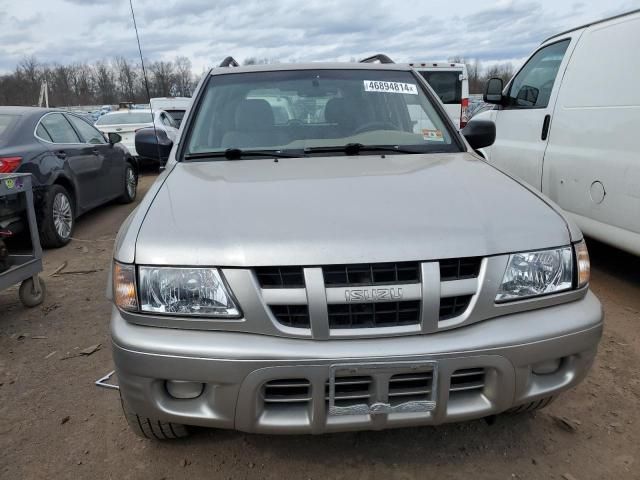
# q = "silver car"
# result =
<box><xmin>109</xmin><ymin>61</ymin><xmax>602</xmax><ymax>439</ymax></box>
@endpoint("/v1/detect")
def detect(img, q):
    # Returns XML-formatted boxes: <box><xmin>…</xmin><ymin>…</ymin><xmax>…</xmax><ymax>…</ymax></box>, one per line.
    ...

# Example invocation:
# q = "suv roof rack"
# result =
<box><xmin>219</xmin><ymin>56</ymin><xmax>239</xmax><ymax>67</ymax></box>
<box><xmin>359</xmin><ymin>54</ymin><xmax>395</xmax><ymax>64</ymax></box>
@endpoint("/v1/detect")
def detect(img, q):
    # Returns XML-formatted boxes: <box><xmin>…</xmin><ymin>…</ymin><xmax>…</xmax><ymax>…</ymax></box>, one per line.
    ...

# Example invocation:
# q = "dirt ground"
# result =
<box><xmin>1</xmin><ymin>173</ymin><xmax>639</xmax><ymax>480</ymax></box>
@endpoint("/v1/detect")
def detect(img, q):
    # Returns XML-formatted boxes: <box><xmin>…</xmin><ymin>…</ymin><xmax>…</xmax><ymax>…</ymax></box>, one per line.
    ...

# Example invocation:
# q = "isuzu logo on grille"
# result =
<box><xmin>344</xmin><ymin>287</ymin><xmax>403</xmax><ymax>302</ymax></box>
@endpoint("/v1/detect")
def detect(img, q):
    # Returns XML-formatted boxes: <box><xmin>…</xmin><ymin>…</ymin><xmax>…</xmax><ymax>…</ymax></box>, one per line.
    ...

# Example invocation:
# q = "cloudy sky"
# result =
<box><xmin>0</xmin><ymin>0</ymin><xmax>638</xmax><ymax>73</ymax></box>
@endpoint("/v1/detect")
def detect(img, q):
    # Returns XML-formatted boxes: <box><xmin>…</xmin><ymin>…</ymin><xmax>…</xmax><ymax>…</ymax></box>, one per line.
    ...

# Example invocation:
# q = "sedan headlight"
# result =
<box><xmin>138</xmin><ymin>266</ymin><xmax>240</xmax><ymax>317</ymax></box>
<box><xmin>496</xmin><ymin>246</ymin><xmax>573</xmax><ymax>302</ymax></box>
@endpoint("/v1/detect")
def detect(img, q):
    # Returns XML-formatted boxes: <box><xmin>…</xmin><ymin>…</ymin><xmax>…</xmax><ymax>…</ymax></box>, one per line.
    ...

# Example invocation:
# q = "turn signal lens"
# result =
<box><xmin>113</xmin><ymin>262</ymin><xmax>138</xmax><ymax>311</ymax></box>
<box><xmin>575</xmin><ymin>240</ymin><xmax>590</xmax><ymax>288</ymax></box>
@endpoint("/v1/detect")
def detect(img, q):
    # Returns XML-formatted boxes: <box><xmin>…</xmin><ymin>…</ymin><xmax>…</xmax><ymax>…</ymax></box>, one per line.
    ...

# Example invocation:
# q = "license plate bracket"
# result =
<box><xmin>327</xmin><ymin>361</ymin><xmax>438</xmax><ymax>417</ymax></box>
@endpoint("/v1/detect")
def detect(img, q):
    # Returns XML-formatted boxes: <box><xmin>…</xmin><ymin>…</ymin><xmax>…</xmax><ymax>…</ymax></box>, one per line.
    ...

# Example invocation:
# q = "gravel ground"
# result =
<box><xmin>1</xmin><ymin>174</ymin><xmax>638</xmax><ymax>480</ymax></box>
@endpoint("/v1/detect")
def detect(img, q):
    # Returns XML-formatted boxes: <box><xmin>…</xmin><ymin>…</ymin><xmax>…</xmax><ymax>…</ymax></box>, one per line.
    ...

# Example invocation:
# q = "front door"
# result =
<box><xmin>486</xmin><ymin>39</ymin><xmax>573</xmax><ymax>189</ymax></box>
<box><xmin>39</xmin><ymin>113</ymin><xmax>102</xmax><ymax>210</ymax></box>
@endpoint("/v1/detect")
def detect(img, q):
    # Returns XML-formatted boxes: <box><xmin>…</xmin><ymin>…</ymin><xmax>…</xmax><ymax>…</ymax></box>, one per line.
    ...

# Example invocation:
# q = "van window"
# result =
<box><xmin>418</xmin><ymin>71</ymin><xmax>462</xmax><ymax>104</ymax></box>
<box><xmin>507</xmin><ymin>40</ymin><xmax>569</xmax><ymax>108</ymax></box>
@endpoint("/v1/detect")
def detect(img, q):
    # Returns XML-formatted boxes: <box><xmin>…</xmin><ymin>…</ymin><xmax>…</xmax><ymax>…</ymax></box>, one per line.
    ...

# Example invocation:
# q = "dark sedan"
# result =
<box><xmin>0</xmin><ymin>107</ymin><xmax>138</xmax><ymax>247</ymax></box>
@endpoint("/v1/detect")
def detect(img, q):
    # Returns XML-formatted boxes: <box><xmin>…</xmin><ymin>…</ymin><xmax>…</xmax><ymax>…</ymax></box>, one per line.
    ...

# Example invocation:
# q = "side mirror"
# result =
<box><xmin>135</xmin><ymin>127</ymin><xmax>173</xmax><ymax>163</ymax></box>
<box><xmin>461</xmin><ymin>120</ymin><xmax>496</xmax><ymax>150</ymax></box>
<box><xmin>107</xmin><ymin>132</ymin><xmax>122</xmax><ymax>144</ymax></box>
<box><xmin>483</xmin><ymin>77</ymin><xmax>504</xmax><ymax>104</ymax></box>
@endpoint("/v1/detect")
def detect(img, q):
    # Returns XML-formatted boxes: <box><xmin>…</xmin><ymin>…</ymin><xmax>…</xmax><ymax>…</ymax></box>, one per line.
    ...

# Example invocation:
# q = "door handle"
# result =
<box><xmin>541</xmin><ymin>114</ymin><xmax>551</xmax><ymax>140</ymax></box>
<box><xmin>55</xmin><ymin>151</ymin><xmax>67</xmax><ymax>159</ymax></box>
<box><xmin>92</xmin><ymin>148</ymin><xmax>100</xmax><ymax>155</ymax></box>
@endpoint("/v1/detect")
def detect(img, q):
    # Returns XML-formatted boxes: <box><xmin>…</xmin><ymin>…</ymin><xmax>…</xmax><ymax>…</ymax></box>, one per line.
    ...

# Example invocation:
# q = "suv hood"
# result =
<box><xmin>135</xmin><ymin>153</ymin><xmax>570</xmax><ymax>266</ymax></box>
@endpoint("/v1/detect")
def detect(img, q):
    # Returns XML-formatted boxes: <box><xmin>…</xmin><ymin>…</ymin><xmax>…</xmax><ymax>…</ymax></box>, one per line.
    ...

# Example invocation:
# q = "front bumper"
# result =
<box><xmin>111</xmin><ymin>291</ymin><xmax>603</xmax><ymax>434</ymax></box>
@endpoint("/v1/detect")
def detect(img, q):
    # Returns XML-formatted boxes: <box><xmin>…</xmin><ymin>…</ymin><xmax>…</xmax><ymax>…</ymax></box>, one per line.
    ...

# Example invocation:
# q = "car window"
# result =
<box><xmin>35</xmin><ymin>123</ymin><xmax>53</xmax><ymax>142</ymax></box>
<box><xmin>507</xmin><ymin>40</ymin><xmax>570</xmax><ymax>108</ymax></box>
<box><xmin>418</xmin><ymin>71</ymin><xmax>462</xmax><ymax>104</ymax></box>
<box><xmin>39</xmin><ymin>113</ymin><xmax>81</xmax><ymax>143</ymax></box>
<box><xmin>67</xmin><ymin>114</ymin><xmax>106</xmax><ymax>144</ymax></box>
<box><xmin>160</xmin><ymin>113</ymin><xmax>174</xmax><ymax>128</ymax></box>
<box><xmin>185</xmin><ymin>69</ymin><xmax>459</xmax><ymax>156</ymax></box>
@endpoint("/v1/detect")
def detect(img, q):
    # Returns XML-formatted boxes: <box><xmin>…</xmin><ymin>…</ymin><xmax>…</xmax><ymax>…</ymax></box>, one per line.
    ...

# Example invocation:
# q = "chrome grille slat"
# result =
<box><xmin>388</xmin><ymin>388</ymin><xmax>432</xmax><ymax>397</ymax></box>
<box><xmin>263</xmin><ymin>379</ymin><xmax>311</xmax><ymax>405</ymax></box>
<box><xmin>451</xmin><ymin>368</ymin><xmax>485</xmax><ymax>378</ymax></box>
<box><xmin>449</xmin><ymin>368</ymin><xmax>486</xmax><ymax>395</ymax></box>
<box><xmin>259</xmin><ymin>257</ymin><xmax>483</xmax><ymax>336</ymax></box>
<box><xmin>449</xmin><ymin>381</ymin><xmax>485</xmax><ymax>392</ymax></box>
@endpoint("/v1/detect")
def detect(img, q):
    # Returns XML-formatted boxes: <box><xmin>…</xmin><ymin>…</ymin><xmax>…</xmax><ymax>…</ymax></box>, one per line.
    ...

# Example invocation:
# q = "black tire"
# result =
<box><xmin>120</xmin><ymin>396</ymin><xmax>189</xmax><ymax>440</ymax></box>
<box><xmin>118</xmin><ymin>162</ymin><xmax>137</xmax><ymax>204</ymax></box>
<box><xmin>39</xmin><ymin>184</ymin><xmax>74</xmax><ymax>248</ymax></box>
<box><xmin>19</xmin><ymin>277</ymin><xmax>46</xmax><ymax>307</ymax></box>
<box><xmin>506</xmin><ymin>395</ymin><xmax>556</xmax><ymax>414</ymax></box>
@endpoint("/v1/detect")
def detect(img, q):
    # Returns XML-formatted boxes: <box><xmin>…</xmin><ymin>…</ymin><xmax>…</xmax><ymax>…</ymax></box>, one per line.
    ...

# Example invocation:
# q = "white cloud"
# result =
<box><xmin>0</xmin><ymin>0</ymin><xmax>638</xmax><ymax>73</ymax></box>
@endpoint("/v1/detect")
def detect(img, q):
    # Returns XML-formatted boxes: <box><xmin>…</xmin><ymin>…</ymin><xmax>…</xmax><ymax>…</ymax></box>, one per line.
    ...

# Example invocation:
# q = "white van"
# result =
<box><xmin>475</xmin><ymin>9</ymin><xmax>640</xmax><ymax>256</ymax></box>
<box><xmin>409</xmin><ymin>62</ymin><xmax>469</xmax><ymax>128</ymax></box>
<box><xmin>149</xmin><ymin>97</ymin><xmax>191</xmax><ymax>127</ymax></box>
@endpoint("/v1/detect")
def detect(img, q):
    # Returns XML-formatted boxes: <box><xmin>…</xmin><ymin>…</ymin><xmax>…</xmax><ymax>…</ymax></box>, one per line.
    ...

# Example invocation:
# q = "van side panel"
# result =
<box><xmin>542</xmin><ymin>13</ymin><xmax>640</xmax><ymax>255</ymax></box>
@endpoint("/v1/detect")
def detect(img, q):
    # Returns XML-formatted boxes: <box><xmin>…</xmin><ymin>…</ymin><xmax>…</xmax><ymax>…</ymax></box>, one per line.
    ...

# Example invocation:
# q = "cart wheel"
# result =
<box><xmin>19</xmin><ymin>277</ymin><xmax>46</xmax><ymax>308</ymax></box>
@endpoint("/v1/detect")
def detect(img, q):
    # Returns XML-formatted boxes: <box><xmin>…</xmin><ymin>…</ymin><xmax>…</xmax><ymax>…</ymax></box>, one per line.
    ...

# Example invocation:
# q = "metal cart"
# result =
<box><xmin>0</xmin><ymin>173</ymin><xmax>46</xmax><ymax>307</ymax></box>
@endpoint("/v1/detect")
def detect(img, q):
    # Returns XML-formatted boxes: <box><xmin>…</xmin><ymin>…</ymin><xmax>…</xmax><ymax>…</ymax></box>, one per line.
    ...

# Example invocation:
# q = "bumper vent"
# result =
<box><xmin>439</xmin><ymin>257</ymin><xmax>482</xmax><ymax>281</ymax></box>
<box><xmin>449</xmin><ymin>368</ymin><xmax>486</xmax><ymax>396</ymax></box>
<box><xmin>388</xmin><ymin>372</ymin><xmax>433</xmax><ymax>405</ymax></box>
<box><xmin>269</xmin><ymin>305</ymin><xmax>310</xmax><ymax>328</ymax></box>
<box><xmin>328</xmin><ymin>301</ymin><xmax>420</xmax><ymax>329</ymax></box>
<box><xmin>263</xmin><ymin>379</ymin><xmax>311</xmax><ymax>406</ymax></box>
<box><xmin>323</xmin><ymin>262</ymin><xmax>420</xmax><ymax>286</ymax></box>
<box><xmin>255</xmin><ymin>266</ymin><xmax>305</xmax><ymax>288</ymax></box>
<box><xmin>326</xmin><ymin>376</ymin><xmax>372</xmax><ymax>407</ymax></box>
<box><xmin>439</xmin><ymin>295</ymin><xmax>472</xmax><ymax>321</ymax></box>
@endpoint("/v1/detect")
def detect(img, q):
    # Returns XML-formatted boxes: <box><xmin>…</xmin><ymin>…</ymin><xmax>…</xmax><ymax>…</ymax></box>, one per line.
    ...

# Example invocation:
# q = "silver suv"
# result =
<box><xmin>109</xmin><ymin>59</ymin><xmax>602</xmax><ymax>439</ymax></box>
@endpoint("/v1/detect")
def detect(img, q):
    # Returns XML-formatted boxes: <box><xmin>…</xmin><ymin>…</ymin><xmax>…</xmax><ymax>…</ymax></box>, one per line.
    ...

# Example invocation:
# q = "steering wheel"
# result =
<box><xmin>353</xmin><ymin>121</ymin><xmax>398</xmax><ymax>135</ymax></box>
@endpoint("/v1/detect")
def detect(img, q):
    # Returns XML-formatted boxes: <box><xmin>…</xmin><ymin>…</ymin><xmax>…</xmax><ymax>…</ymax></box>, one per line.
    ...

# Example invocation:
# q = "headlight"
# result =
<box><xmin>496</xmin><ymin>246</ymin><xmax>573</xmax><ymax>302</ymax></box>
<box><xmin>138</xmin><ymin>266</ymin><xmax>240</xmax><ymax>317</ymax></box>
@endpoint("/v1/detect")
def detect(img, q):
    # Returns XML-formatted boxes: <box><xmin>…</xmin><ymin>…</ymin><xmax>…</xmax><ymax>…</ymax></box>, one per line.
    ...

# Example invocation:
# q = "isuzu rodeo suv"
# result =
<box><xmin>109</xmin><ymin>57</ymin><xmax>602</xmax><ymax>439</ymax></box>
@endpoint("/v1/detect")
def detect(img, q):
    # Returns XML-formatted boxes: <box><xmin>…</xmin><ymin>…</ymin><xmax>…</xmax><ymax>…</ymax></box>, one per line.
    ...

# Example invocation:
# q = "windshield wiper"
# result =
<box><xmin>303</xmin><ymin>143</ymin><xmax>427</xmax><ymax>155</ymax></box>
<box><xmin>184</xmin><ymin>148</ymin><xmax>304</xmax><ymax>161</ymax></box>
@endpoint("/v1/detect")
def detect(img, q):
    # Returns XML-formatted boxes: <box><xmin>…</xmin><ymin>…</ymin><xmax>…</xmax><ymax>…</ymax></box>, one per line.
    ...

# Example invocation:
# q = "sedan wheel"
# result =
<box><xmin>52</xmin><ymin>192</ymin><xmax>73</xmax><ymax>240</ymax></box>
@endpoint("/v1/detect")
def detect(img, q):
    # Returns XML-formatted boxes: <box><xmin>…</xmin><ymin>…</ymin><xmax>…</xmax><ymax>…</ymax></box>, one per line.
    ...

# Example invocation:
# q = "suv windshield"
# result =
<box><xmin>184</xmin><ymin>69</ymin><xmax>460</xmax><ymax>158</ymax></box>
<box><xmin>418</xmin><ymin>71</ymin><xmax>462</xmax><ymax>104</ymax></box>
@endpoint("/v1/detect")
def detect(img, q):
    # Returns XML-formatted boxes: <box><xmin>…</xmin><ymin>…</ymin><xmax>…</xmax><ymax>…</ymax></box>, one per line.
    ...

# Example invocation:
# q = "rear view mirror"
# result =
<box><xmin>107</xmin><ymin>132</ymin><xmax>122</xmax><ymax>144</ymax></box>
<box><xmin>461</xmin><ymin>120</ymin><xmax>496</xmax><ymax>150</ymax></box>
<box><xmin>484</xmin><ymin>77</ymin><xmax>504</xmax><ymax>104</ymax></box>
<box><xmin>135</xmin><ymin>127</ymin><xmax>173</xmax><ymax>164</ymax></box>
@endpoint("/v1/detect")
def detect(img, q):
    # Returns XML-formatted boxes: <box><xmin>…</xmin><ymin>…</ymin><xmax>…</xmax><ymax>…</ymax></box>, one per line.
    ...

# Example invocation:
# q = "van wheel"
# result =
<box><xmin>506</xmin><ymin>396</ymin><xmax>556</xmax><ymax>414</ymax></box>
<box><xmin>118</xmin><ymin>163</ymin><xmax>137</xmax><ymax>204</ymax></box>
<box><xmin>39</xmin><ymin>185</ymin><xmax>74</xmax><ymax>248</ymax></box>
<box><xmin>120</xmin><ymin>397</ymin><xmax>189</xmax><ymax>440</ymax></box>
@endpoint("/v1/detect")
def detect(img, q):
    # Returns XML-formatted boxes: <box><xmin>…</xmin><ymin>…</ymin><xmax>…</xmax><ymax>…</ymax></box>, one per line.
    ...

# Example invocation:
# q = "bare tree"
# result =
<box><xmin>174</xmin><ymin>56</ymin><xmax>194</xmax><ymax>97</ymax></box>
<box><xmin>149</xmin><ymin>60</ymin><xmax>176</xmax><ymax>97</ymax></box>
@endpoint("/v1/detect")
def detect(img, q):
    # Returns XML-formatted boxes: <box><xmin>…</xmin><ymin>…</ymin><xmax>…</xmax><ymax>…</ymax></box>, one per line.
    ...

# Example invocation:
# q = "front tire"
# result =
<box><xmin>120</xmin><ymin>396</ymin><xmax>189</xmax><ymax>440</ymax></box>
<box><xmin>39</xmin><ymin>185</ymin><xmax>74</xmax><ymax>248</ymax></box>
<box><xmin>118</xmin><ymin>163</ymin><xmax>137</xmax><ymax>204</ymax></box>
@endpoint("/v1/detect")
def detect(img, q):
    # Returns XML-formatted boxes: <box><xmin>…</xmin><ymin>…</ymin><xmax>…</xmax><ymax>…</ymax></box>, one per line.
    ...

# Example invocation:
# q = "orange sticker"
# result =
<box><xmin>422</xmin><ymin>129</ymin><xmax>444</xmax><ymax>142</ymax></box>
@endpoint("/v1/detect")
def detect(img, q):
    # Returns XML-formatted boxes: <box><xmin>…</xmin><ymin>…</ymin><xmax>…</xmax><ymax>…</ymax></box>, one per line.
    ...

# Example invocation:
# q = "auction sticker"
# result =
<box><xmin>364</xmin><ymin>80</ymin><xmax>418</xmax><ymax>95</ymax></box>
<box><xmin>422</xmin><ymin>129</ymin><xmax>444</xmax><ymax>142</ymax></box>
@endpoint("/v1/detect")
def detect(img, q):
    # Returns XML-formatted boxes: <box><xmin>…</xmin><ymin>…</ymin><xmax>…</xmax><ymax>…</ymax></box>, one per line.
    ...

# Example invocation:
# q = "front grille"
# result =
<box><xmin>255</xmin><ymin>266</ymin><xmax>305</xmax><ymax>288</ymax></box>
<box><xmin>439</xmin><ymin>295</ymin><xmax>472</xmax><ymax>320</ymax></box>
<box><xmin>439</xmin><ymin>257</ymin><xmax>482</xmax><ymax>281</ymax></box>
<box><xmin>323</xmin><ymin>262</ymin><xmax>420</xmax><ymax>286</ymax></box>
<box><xmin>328</xmin><ymin>301</ymin><xmax>420</xmax><ymax>329</ymax></box>
<box><xmin>449</xmin><ymin>368</ymin><xmax>486</xmax><ymax>397</ymax></box>
<box><xmin>388</xmin><ymin>372</ymin><xmax>433</xmax><ymax>405</ymax></box>
<box><xmin>269</xmin><ymin>305</ymin><xmax>310</xmax><ymax>328</ymax></box>
<box><xmin>325</xmin><ymin>376</ymin><xmax>372</xmax><ymax>407</ymax></box>
<box><xmin>263</xmin><ymin>379</ymin><xmax>311</xmax><ymax>406</ymax></box>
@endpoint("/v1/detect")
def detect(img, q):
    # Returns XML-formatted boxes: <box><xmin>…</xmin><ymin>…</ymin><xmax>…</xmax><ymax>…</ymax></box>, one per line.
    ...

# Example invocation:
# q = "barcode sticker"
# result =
<box><xmin>364</xmin><ymin>80</ymin><xmax>418</xmax><ymax>95</ymax></box>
